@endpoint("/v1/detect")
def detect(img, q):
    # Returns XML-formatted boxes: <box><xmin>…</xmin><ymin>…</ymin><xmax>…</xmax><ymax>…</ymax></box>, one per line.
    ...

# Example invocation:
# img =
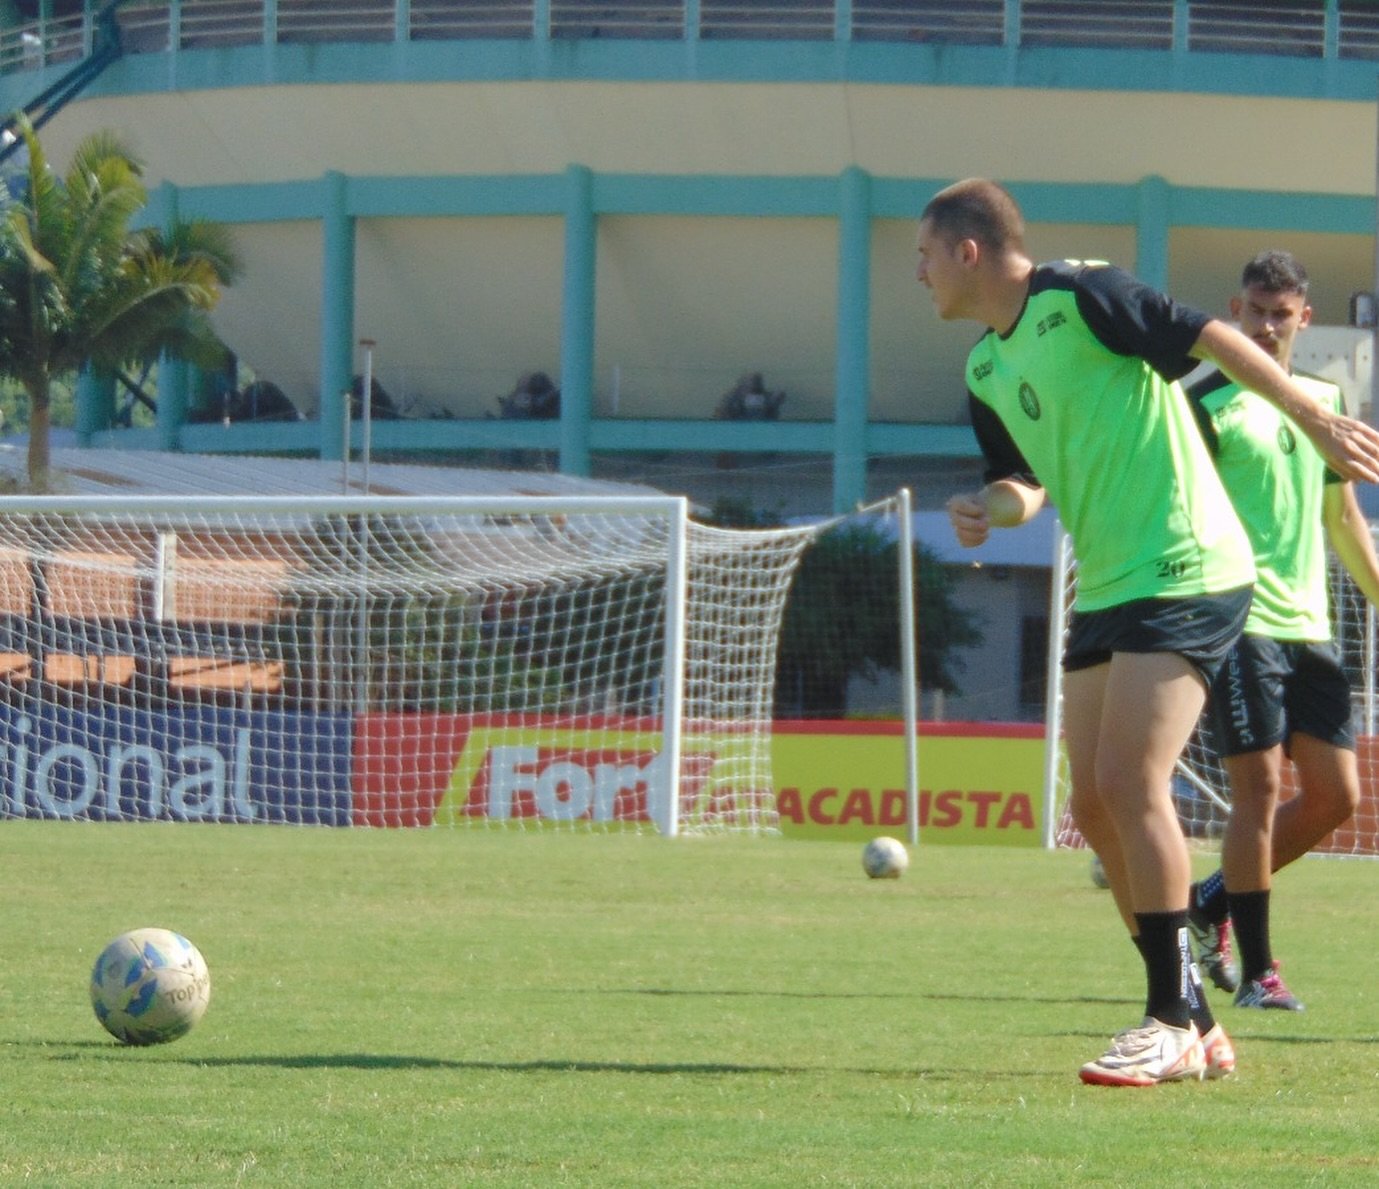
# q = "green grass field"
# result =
<box><xmin>3</xmin><ymin>822</ymin><xmax>1379</xmax><ymax>1187</ymax></box>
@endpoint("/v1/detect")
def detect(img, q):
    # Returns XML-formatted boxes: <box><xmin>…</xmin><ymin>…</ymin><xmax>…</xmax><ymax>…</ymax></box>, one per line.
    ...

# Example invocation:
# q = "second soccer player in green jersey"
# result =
<box><xmin>1187</xmin><ymin>250</ymin><xmax>1379</xmax><ymax>1010</ymax></box>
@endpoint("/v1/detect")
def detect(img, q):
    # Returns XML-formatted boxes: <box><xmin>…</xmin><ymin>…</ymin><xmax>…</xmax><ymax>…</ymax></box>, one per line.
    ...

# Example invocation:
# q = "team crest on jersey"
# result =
<box><xmin>1018</xmin><ymin>382</ymin><xmax>1041</xmax><ymax>421</ymax></box>
<box><xmin>1277</xmin><ymin>424</ymin><xmax>1296</xmax><ymax>454</ymax></box>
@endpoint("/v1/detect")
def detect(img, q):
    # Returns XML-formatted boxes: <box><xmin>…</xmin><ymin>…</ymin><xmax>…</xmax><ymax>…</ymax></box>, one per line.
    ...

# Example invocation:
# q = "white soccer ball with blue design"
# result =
<box><xmin>862</xmin><ymin>835</ymin><xmax>909</xmax><ymax>879</ymax></box>
<box><xmin>90</xmin><ymin>927</ymin><xmax>211</xmax><ymax>1045</ymax></box>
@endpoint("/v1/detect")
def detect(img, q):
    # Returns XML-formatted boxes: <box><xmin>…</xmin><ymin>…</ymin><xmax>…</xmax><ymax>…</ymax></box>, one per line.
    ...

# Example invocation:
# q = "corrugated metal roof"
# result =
<box><xmin>0</xmin><ymin>445</ymin><xmax>666</xmax><ymax>500</ymax></box>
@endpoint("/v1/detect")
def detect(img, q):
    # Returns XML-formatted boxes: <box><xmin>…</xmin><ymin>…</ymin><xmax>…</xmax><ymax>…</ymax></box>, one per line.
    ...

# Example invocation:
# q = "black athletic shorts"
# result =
<box><xmin>1206</xmin><ymin>634</ymin><xmax>1355</xmax><ymax>757</ymax></box>
<box><xmin>1063</xmin><ymin>585</ymin><xmax>1252</xmax><ymax>689</ymax></box>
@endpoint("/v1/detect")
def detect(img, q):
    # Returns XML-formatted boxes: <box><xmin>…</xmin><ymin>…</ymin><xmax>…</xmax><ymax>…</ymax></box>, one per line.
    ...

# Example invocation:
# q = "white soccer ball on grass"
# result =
<box><xmin>862</xmin><ymin>835</ymin><xmax>910</xmax><ymax>879</ymax></box>
<box><xmin>90</xmin><ymin>927</ymin><xmax>211</xmax><ymax>1045</ymax></box>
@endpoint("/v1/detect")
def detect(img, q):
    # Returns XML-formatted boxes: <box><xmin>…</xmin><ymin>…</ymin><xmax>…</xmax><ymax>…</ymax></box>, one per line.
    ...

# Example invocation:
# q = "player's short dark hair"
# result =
<box><xmin>921</xmin><ymin>179</ymin><xmax>1025</xmax><ymax>251</ymax></box>
<box><xmin>1241</xmin><ymin>249</ymin><xmax>1309</xmax><ymax>298</ymax></box>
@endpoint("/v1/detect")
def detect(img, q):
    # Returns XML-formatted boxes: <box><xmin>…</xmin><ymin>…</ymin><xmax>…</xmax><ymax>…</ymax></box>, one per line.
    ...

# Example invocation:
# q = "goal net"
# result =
<box><xmin>1049</xmin><ymin>530</ymin><xmax>1379</xmax><ymax>856</ymax></box>
<box><xmin>0</xmin><ymin>493</ymin><xmax>910</xmax><ymax>835</ymax></box>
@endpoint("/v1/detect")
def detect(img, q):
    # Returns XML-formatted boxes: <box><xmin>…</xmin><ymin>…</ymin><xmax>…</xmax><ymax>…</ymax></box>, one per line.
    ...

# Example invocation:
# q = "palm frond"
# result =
<box><xmin>0</xmin><ymin>119</ymin><xmax>240</xmax><ymax>477</ymax></box>
<box><xmin>66</xmin><ymin>129</ymin><xmax>142</xmax><ymax>199</ymax></box>
<box><xmin>147</xmin><ymin>219</ymin><xmax>244</xmax><ymax>287</ymax></box>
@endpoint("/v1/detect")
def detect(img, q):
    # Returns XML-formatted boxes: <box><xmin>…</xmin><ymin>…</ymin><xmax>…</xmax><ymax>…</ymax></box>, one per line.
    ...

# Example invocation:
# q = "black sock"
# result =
<box><xmin>1227</xmin><ymin>889</ymin><xmax>1272</xmax><ymax>983</ymax></box>
<box><xmin>1141</xmin><ymin>930</ymin><xmax>1217</xmax><ymax>1033</ymax></box>
<box><xmin>1185</xmin><ymin>959</ymin><xmax>1215</xmax><ymax>1034</ymax></box>
<box><xmin>1130</xmin><ymin>932</ymin><xmax>1213</xmax><ymax>1035</ymax></box>
<box><xmin>1135</xmin><ymin>910</ymin><xmax>1197</xmax><ymax>1030</ymax></box>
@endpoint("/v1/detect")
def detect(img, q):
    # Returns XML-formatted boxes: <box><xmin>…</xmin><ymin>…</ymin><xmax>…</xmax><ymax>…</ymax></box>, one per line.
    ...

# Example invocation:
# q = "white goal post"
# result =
<box><xmin>0</xmin><ymin>491</ymin><xmax>918</xmax><ymax>838</ymax></box>
<box><xmin>1046</xmin><ymin>526</ymin><xmax>1379</xmax><ymax>857</ymax></box>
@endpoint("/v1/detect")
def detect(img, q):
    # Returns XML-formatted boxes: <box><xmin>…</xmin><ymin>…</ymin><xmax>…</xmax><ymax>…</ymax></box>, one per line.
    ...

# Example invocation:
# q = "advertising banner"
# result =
<box><xmin>355</xmin><ymin>714</ymin><xmax>698</xmax><ymax>828</ymax></box>
<box><xmin>0</xmin><ymin>700</ymin><xmax>352</xmax><ymax>825</ymax></box>
<box><xmin>772</xmin><ymin>721</ymin><xmax>1044</xmax><ymax>845</ymax></box>
<box><xmin>357</xmin><ymin>712</ymin><xmax>1045</xmax><ymax>841</ymax></box>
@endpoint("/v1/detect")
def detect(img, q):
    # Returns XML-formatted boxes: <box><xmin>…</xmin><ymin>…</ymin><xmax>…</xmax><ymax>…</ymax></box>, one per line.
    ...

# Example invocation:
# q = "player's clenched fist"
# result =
<box><xmin>946</xmin><ymin>492</ymin><xmax>990</xmax><ymax>548</ymax></box>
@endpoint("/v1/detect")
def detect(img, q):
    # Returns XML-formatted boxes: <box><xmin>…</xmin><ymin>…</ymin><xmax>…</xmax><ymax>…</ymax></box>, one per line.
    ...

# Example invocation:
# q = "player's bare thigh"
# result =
<box><xmin>1078</xmin><ymin>651</ymin><xmax>1206</xmax><ymax>911</ymax></box>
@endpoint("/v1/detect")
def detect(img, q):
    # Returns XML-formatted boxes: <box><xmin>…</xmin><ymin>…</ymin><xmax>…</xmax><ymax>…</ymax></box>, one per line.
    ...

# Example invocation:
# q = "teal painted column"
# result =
<box><xmin>559</xmin><ymin>164</ymin><xmax>595</xmax><ymax>478</ymax></box>
<box><xmin>158</xmin><ymin>359</ymin><xmax>189</xmax><ymax>450</ymax></box>
<box><xmin>833</xmin><ymin>0</ymin><xmax>851</xmax><ymax>41</ymax></box>
<box><xmin>319</xmin><ymin>170</ymin><xmax>355</xmax><ymax>462</ymax></box>
<box><xmin>1135</xmin><ymin>174</ymin><xmax>1171</xmax><ymax>292</ymax></box>
<box><xmin>833</xmin><ymin>166</ymin><xmax>871</xmax><ymax>514</ymax></box>
<box><xmin>154</xmin><ymin>181</ymin><xmax>188</xmax><ymax>451</ymax></box>
<box><xmin>74</xmin><ymin>365</ymin><xmax>115</xmax><ymax>446</ymax></box>
<box><xmin>533</xmin><ymin>0</ymin><xmax>551</xmax><ymax>72</ymax></box>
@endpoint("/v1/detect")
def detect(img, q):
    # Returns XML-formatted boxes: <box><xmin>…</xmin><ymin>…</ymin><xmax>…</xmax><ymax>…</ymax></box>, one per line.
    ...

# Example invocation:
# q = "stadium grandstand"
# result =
<box><xmin>0</xmin><ymin>0</ymin><xmax>1374</xmax><ymax>525</ymax></box>
<box><xmin>3</xmin><ymin>0</ymin><xmax>1376</xmax><ymax>727</ymax></box>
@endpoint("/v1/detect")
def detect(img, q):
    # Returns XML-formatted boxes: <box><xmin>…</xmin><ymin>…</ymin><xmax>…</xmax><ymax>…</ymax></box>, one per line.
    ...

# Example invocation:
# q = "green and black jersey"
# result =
<box><xmin>1188</xmin><ymin>369</ymin><xmax>1341</xmax><ymax>641</ymax></box>
<box><xmin>966</xmin><ymin>260</ymin><xmax>1254</xmax><ymax>612</ymax></box>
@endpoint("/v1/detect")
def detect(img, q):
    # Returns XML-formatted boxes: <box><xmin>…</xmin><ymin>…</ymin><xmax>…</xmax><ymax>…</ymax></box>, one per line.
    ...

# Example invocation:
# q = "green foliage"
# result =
<box><xmin>0</xmin><ymin>372</ymin><xmax>73</xmax><ymax>433</ymax></box>
<box><xmin>705</xmin><ymin>499</ymin><xmax>983</xmax><ymax>717</ymax></box>
<box><xmin>702</xmin><ymin>495</ymin><xmax>784</xmax><ymax>529</ymax></box>
<box><xmin>369</xmin><ymin>593</ymin><xmax>571</xmax><ymax>714</ymax></box>
<box><xmin>3</xmin><ymin>824</ymin><xmax>1379</xmax><ymax>1185</ymax></box>
<box><xmin>325</xmin><ymin>516</ymin><xmax>659</xmax><ymax>716</ymax></box>
<box><xmin>0</xmin><ymin>115</ymin><xmax>241</xmax><ymax>482</ymax></box>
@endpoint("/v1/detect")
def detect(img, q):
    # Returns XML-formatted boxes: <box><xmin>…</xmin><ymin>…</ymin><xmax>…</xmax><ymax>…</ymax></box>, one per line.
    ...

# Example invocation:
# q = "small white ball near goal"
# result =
<box><xmin>862</xmin><ymin>835</ymin><xmax>909</xmax><ymax>879</ymax></box>
<box><xmin>1090</xmin><ymin>853</ymin><xmax>1110</xmax><ymax>889</ymax></box>
<box><xmin>90</xmin><ymin>927</ymin><xmax>211</xmax><ymax>1046</ymax></box>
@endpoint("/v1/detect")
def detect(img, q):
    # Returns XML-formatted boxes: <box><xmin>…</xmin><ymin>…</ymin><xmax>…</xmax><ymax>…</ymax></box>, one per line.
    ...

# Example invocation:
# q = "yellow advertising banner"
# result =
<box><xmin>397</xmin><ymin>712</ymin><xmax>1045</xmax><ymax>842</ymax></box>
<box><xmin>772</xmin><ymin>721</ymin><xmax>1045</xmax><ymax>846</ymax></box>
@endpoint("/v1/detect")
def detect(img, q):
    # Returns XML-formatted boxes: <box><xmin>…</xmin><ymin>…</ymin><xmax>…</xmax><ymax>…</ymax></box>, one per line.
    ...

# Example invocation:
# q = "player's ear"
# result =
<box><xmin>1228</xmin><ymin>295</ymin><xmax>1243</xmax><ymax>320</ymax></box>
<box><xmin>957</xmin><ymin>238</ymin><xmax>981</xmax><ymax>267</ymax></box>
<box><xmin>1298</xmin><ymin>304</ymin><xmax>1313</xmax><ymax>329</ymax></box>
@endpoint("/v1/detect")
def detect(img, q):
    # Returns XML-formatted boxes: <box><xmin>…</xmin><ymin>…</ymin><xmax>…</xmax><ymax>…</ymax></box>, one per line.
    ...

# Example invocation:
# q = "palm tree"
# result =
<box><xmin>0</xmin><ymin>115</ymin><xmax>240</xmax><ymax>486</ymax></box>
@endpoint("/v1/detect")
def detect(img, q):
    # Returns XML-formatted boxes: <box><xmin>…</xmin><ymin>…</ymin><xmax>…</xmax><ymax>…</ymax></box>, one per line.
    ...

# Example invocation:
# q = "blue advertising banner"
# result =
<box><xmin>0</xmin><ymin>701</ymin><xmax>352</xmax><ymax>825</ymax></box>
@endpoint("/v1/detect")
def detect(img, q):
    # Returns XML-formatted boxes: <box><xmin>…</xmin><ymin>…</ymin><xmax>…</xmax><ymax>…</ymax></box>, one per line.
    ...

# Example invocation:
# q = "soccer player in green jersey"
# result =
<box><xmin>919</xmin><ymin>179</ymin><xmax>1379</xmax><ymax>1087</ymax></box>
<box><xmin>1185</xmin><ymin>250</ymin><xmax>1379</xmax><ymax>1011</ymax></box>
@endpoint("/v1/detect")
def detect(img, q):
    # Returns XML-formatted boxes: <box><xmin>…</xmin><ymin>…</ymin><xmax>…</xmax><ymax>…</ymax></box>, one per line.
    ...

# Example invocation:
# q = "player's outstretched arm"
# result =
<box><xmin>1192</xmin><ymin>319</ymin><xmax>1379</xmax><ymax>484</ymax></box>
<box><xmin>1324</xmin><ymin>483</ymin><xmax>1379</xmax><ymax>606</ymax></box>
<box><xmin>946</xmin><ymin>480</ymin><xmax>1045</xmax><ymax>548</ymax></box>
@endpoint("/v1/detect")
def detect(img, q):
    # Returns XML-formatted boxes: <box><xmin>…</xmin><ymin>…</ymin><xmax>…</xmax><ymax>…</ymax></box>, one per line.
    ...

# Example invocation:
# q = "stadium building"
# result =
<box><xmin>2</xmin><ymin>0</ymin><xmax>1378</xmax><ymax>720</ymax></box>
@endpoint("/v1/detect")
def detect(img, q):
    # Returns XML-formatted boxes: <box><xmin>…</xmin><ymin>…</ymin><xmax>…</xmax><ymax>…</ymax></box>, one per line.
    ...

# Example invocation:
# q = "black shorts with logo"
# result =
<box><xmin>1063</xmin><ymin>586</ymin><xmax>1252</xmax><ymax>689</ymax></box>
<box><xmin>1206</xmin><ymin>634</ymin><xmax>1355</xmax><ymax>758</ymax></box>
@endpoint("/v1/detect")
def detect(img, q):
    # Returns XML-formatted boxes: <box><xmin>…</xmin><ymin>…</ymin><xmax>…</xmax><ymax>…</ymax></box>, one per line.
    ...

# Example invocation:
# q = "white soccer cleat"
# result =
<box><xmin>1078</xmin><ymin>1017</ymin><xmax>1207</xmax><ymax>1087</ymax></box>
<box><xmin>1200</xmin><ymin>1022</ymin><xmax>1236</xmax><ymax>1079</ymax></box>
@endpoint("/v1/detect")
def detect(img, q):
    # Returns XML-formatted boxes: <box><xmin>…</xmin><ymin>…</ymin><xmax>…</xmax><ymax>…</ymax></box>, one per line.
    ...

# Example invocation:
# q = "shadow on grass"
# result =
<box><xmin>27</xmin><ymin>1044</ymin><xmax>1056</xmax><ymax>1079</ymax></box>
<box><xmin>1059</xmin><ymin>1029</ymin><xmax>1356</xmax><ymax>1046</ymax></box>
<box><xmin>614</xmin><ymin>986</ymin><xmax>1139</xmax><ymax>1008</ymax></box>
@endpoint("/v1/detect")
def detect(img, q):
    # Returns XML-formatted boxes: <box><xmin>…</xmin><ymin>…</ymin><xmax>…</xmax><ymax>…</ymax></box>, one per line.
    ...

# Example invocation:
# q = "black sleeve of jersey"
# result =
<box><xmin>1184</xmin><ymin>369</ymin><xmax>1228</xmax><ymax>458</ymax></box>
<box><xmin>969</xmin><ymin>392</ymin><xmax>1040</xmax><ymax>488</ymax></box>
<box><xmin>1072</xmin><ymin>264</ymin><xmax>1212</xmax><ymax>382</ymax></box>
